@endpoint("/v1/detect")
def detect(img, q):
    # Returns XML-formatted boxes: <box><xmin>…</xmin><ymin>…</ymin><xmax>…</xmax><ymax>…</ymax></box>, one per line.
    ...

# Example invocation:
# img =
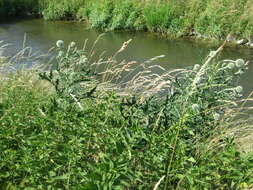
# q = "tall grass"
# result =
<box><xmin>0</xmin><ymin>38</ymin><xmax>253</xmax><ymax>189</ymax></box>
<box><xmin>41</xmin><ymin>0</ymin><xmax>87</xmax><ymax>20</ymax></box>
<box><xmin>1</xmin><ymin>0</ymin><xmax>252</xmax><ymax>40</ymax></box>
<box><xmin>40</xmin><ymin>0</ymin><xmax>253</xmax><ymax>40</ymax></box>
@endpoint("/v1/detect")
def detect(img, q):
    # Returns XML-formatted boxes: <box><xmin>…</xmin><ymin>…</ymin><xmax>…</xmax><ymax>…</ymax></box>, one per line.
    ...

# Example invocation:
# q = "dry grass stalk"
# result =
<box><xmin>153</xmin><ymin>175</ymin><xmax>165</xmax><ymax>190</ymax></box>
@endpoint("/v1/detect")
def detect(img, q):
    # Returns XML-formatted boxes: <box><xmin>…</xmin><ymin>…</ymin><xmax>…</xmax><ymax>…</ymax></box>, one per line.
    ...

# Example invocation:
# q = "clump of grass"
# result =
<box><xmin>41</xmin><ymin>0</ymin><xmax>87</xmax><ymax>20</ymax></box>
<box><xmin>0</xmin><ymin>39</ymin><xmax>253</xmax><ymax>189</ymax></box>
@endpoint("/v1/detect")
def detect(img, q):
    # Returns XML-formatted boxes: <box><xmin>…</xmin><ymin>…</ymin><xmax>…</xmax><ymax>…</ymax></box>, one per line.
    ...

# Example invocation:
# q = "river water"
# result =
<box><xmin>0</xmin><ymin>19</ymin><xmax>252</xmax><ymax>96</ymax></box>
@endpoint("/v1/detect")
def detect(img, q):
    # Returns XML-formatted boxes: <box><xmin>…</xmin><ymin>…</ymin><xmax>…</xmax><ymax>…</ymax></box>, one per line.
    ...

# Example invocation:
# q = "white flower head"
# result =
<box><xmin>56</xmin><ymin>40</ymin><xmax>64</xmax><ymax>48</ymax></box>
<box><xmin>235</xmin><ymin>59</ymin><xmax>245</xmax><ymax>68</ymax></box>
<box><xmin>80</xmin><ymin>56</ymin><xmax>88</xmax><ymax>63</ymax></box>
<box><xmin>227</xmin><ymin>62</ymin><xmax>235</xmax><ymax>70</ymax></box>
<box><xmin>70</xmin><ymin>41</ymin><xmax>76</xmax><ymax>48</ymax></box>
<box><xmin>57</xmin><ymin>50</ymin><xmax>64</xmax><ymax>58</ymax></box>
<box><xmin>193</xmin><ymin>64</ymin><xmax>200</xmax><ymax>71</ymax></box>
<box><xmin>235</xmin><ymin>86</ymin><xmax>243</xmax><ymax>94</ymax></box>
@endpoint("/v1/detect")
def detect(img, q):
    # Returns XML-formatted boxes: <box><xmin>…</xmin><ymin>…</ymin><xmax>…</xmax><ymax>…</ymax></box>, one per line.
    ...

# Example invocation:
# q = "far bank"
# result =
<box><xmin>0</xmin><ymin>0</ymin><xmax>253</xmax><ymax>47</ymax></box>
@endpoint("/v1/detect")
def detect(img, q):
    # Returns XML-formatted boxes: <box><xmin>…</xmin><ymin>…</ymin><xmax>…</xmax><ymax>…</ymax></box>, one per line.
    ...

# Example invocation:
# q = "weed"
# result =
<box><xmin>0</xmin><ymin>40</ymin><xmax>252</xmax><ymax>189</ymax></box>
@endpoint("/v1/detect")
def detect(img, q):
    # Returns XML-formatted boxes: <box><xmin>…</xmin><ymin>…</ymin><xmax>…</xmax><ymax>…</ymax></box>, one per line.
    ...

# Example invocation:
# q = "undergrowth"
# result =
<box><xmin>0</xmin><ymin>39</ymin><xmax>253</xmax><ymax>189</ymax></box>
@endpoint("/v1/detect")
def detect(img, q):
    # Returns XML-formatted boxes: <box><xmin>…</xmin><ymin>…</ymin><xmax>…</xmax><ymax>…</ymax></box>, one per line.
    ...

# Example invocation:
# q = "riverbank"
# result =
<box><xmin>0</xmin><ymin>40</ymin><xmax>253</xmax><ymax>189</ymax></box>
<box><xmin>0</xmin><ymin>0</ymin><xmax>252</xmax><ymax>47</ymax></box>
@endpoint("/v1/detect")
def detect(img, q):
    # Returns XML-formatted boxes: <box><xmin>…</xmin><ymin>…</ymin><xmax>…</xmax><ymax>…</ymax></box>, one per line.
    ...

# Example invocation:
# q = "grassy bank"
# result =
<box><xmin>0</xmin><ymin>40</ymin><xmax>253</xmax><ymax>189</ymax></box>
<box><xmin>39</xmin><ymin>0</ymin><xmax>253</xmax><ymax>41</ymax></box>
<box><xmin>0</xmin><ymin>0</ymin><xmax>252</xmax><ymax>41</ymax></box>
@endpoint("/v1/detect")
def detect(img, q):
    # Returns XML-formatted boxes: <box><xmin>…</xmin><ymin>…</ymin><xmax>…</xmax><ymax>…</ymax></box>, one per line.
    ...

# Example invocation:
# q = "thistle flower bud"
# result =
<box><xmin>235</xmin><ymin>86</ymin><xmax>243</xmax><ymax>94</ymax></box>
<box><xmin>193</xmin><ymin>64</ymin><xmax>200</xmax><ymax>71</ymax></box>
<box><xmin>56</xmin><ymin>40</ymin><xmax>64</xmax><ymax>48</ymax></box>
<box><xmin>57</xmin><ymin>50</ymin><xmax>64</xmax><ymax>58</ymax></box>
<box><xmin>227</xmin><ymin>62</ymin><xmax>235</xmax><ymax>70</ymax></box>
<box><xmin>80</xmin><ymin>56</ymin><xmax>88</xmax><ymax>63</ymax></box>
<box><xmin>70</xmin><ymin>41</ymin><xmax>76</xmax><ymax>48</ymax></box>
<box><xmin>235</xmin><ymin>59</ymin><xmax>245</xmax><ymax>68</ymax></box>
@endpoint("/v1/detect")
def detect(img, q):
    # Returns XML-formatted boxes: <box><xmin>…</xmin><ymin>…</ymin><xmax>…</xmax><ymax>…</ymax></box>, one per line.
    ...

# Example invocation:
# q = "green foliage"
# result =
<box><xmin>0</xmin><ymin>0</ymin><xmax>39</xmax><ymax>18</ymax></box>
<box><xmin>1</xmin><ymin>0</ymin><xmax>252</xmax><ymax>40</ymax></box>
<box><xmin>0</xmin><ymin>41</ymin><xmax>253</xmax><ymax>189</ymax></box>
<box><xmin>42</xmin><ymin>0</ymin><xmax>86</xmax><ymax>20</ymax></box>
<box><xmin>194</xmin><ymin>0</ymin><xmax>247</xmax><ymax>38</ymax></box>
<box><xmin>143</xmin><ymin>3</ymin><xmax>171</xmax><ymax>33</ymax></box>
<box><xmin>40</xmin><ymin>0</ymin><xmax>252</xmax><ymax>39</ymax></box>
<box><xmin>88</xmin><ymin>0</ymin><xmax>114</xmax><ymax>30</ymax></box>
<box><xmin>39</xmin><ymin>41</ymin><xmax>97</xmax><ymax>111</ymax></box>
<box><xmin>109</xmin><ymin>0</ymin><xmax>140</xmax><ymax>30</ymax></box>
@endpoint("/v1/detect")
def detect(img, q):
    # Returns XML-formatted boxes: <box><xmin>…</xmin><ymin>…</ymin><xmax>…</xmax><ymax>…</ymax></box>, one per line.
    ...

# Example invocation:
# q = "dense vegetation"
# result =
<box><xmin>0</xmin><ymin>0</ymin><xmax>252</xmax><ymax>41</ymax></box>
<box><xmin>0</xmin><ymin>0</ymin><xmax>39</xmax><ymax>18</ymax></box>
<box><xmin>0</xmin><ymin>40</ymin><xmax>253</xmax><ymax>189</ymax></box>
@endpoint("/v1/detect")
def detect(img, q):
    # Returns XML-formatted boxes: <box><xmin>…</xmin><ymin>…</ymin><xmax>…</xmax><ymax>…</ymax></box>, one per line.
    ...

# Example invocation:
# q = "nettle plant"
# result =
<box><xmin>39</xmin><ymin>40</ymin><xmax>98</xmax><ymax>110</ymax></box>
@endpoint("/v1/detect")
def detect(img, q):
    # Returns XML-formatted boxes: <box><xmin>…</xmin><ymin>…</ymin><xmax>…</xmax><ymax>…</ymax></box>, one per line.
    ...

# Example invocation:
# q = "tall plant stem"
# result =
<box><xmin>164</xmin><ymin>118</ymin><xmax>184</xmax><ymax>190</ymax></box>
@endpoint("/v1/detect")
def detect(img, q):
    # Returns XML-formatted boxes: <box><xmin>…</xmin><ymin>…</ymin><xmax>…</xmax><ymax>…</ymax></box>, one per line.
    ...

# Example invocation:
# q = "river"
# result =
<box><xmin>0</xmin><ymin>19</ymin><xmax>252</xmax><ymax>97</ymax></box>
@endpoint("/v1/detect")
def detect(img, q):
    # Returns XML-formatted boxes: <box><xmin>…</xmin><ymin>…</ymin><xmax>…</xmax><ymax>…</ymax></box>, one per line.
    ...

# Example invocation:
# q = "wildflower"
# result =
<box><xmin>70</xmin><ymin>41</ymin><xmax>76</xmax><ymax>48</ymax></box>
<box><xmin>213</xmin><ymin>113</ymin><xmax>221</xmax><ymax>121</ymax></box>
<box><xmin>56</xmin><ymin>40</ymin><xmax>64</xmax><ymax>48</ymax></box>
<box><xmin>80</xmin><ymin>56</ymin><xmax>88</xmax><ymax>63</ymax></box>
<box><xmin>235</xmin><ymin>86</ymin><xmax>243</xmax><ymax>94</ymax></box>
<box><xmin>227</xmin><ymin>62</ymin><xmax>235</xmax><ymax>70</ymax></box>
<box><xmin>235</xmin><ymin>59</ymin><xmax>245</xmax><ymax>68</ymax></box>
<box><xmin>193</xmin><ymin>64</ymin><xmax>200</xmax><ymax>71</ymax></box>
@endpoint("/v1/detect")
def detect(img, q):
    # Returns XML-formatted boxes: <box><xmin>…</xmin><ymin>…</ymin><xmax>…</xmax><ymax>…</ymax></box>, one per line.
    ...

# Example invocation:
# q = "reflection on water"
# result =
<box><xmin>0</xmin><ymin>19</ymin><xmax>252</xmax><ymax>96</ymax></box>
